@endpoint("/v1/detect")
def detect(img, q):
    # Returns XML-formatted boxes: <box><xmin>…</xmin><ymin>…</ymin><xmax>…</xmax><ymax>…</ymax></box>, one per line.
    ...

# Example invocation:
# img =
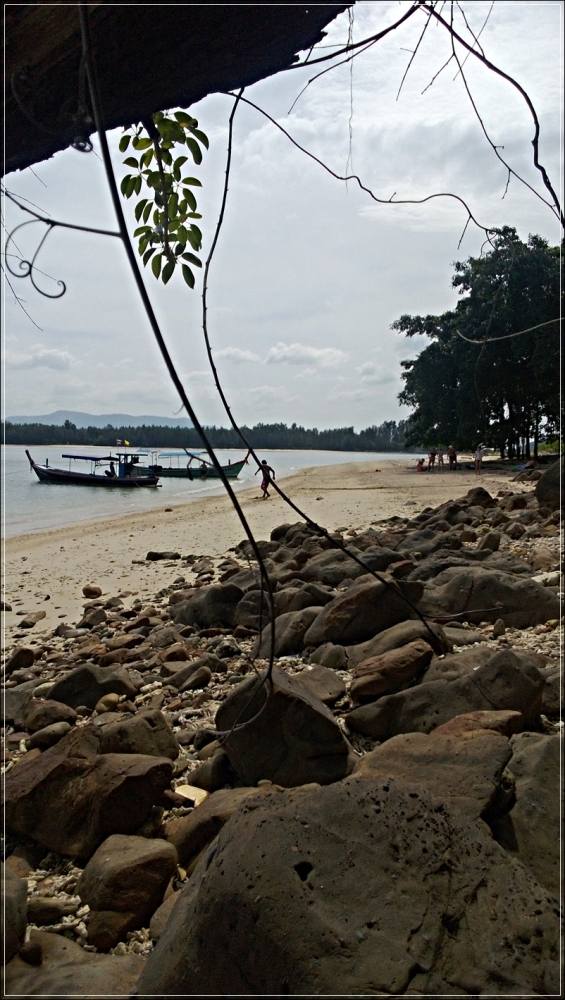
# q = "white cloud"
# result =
<box><xmin>265</xmin><ymin>341</ymin><xmax>348</xmax><ymax>368</ymax></box>
<box><xmin>214</xmin><ymin>347</ymin><xmax>260</xmax><ymax>363</ymax></box>
<box><xmin>8</xmin><ymin>346</ymin><xmax>73</xmax><ymax>371</ymax></box>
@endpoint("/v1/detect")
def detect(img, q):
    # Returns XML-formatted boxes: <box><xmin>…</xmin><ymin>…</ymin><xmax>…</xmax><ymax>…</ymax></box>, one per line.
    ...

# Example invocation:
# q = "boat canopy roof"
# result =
<box><xmin>157</xmin><ymin>450</ymin><xmax>206</xmax><ymax>458</ymax></box>
<box><xmin>62</xmin><ymin>453</ymin><xmax>114</xmax><ymax>462</ymax></box>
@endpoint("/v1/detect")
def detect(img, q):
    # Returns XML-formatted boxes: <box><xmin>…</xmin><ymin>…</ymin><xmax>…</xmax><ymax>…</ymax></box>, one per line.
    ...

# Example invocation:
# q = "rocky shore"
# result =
<box><xmin>2</xmin><ymin>459</ymin><xmax>562</xmax><ymax>996</ymax></box>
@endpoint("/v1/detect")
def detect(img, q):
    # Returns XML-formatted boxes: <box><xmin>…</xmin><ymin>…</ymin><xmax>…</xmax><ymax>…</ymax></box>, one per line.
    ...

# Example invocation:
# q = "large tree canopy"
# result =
<box><xmin>394</xmin><ymin>227</ymin><xmax>561</xmax><ymax>458</ymax></box>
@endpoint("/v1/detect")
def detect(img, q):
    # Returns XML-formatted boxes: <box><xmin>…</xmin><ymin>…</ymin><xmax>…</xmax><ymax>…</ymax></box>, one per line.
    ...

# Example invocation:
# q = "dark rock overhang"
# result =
<box><xmin>4</xmin><ymin>2</ymin><xmax>351</xmax><ymax>175</ymax></box>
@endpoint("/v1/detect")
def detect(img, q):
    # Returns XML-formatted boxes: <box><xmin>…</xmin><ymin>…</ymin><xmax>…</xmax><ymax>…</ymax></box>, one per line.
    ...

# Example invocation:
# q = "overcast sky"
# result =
<box><xmin>3</xmin><ymin>1</ymin><xmax>563</xmax><ymax>430</ymax></box>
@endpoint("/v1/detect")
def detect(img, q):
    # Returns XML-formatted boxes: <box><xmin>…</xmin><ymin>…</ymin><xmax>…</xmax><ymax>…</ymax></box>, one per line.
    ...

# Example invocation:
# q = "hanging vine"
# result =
<box><xmin>119</xmin><ymin>110</ymin><xmax>209</xmax><ymax>287</ymax></box>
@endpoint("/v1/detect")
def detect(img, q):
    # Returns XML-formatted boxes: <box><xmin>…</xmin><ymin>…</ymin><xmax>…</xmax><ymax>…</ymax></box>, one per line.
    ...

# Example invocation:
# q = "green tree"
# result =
<box><xmin>394</xmin><ymin>228</ymin><xmax>561</xmax><ymax>458</ymax></box>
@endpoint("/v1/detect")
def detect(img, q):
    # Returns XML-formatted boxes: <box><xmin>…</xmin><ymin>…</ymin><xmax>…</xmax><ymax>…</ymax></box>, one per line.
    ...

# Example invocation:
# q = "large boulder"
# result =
<box><xmin>3</xmin><ymin>727</ymin><xmax>173</xmax><ymax>858</ymax></box>
<box><xmin>216</xmin><ymin>666</ymin><xmax>355</xmax><ymax>787</ymax></box>
<box><xmin>254</xmin><ymin>607</ymin><xmax>322</xmax><ymax>657</ymax></box>
<box><xmin>5</xmin><ymin>930</ymin><xmax>144</xmax><ymax>997</ymax></box>
<box><xmin>534</xmin><ymin>458</ymin><xmax>562</xmax><ymax>509</ymax></box>
<box><xmin>47</xmin><ymin>663</ymin><xmax>138</xmax><ymax>709</ymax></box>
<box><xmin>347</xmin><ymin>649</ymin><xmax>544</xmax><ymax>740</ymax></box>
<box><xmin>491</xmin><ymin>733</ymin><xmax>561</xmax><ymax>897</ymax></box>
<box><xmin>78</xmin><ymin>834</ymin><xmax>178</xmax><ymax>949</ymax></box>
<box><xmin>94</xmin><ymin>709</ymin><xmax>179</xmax><ymax>759</ymax></box>
<box><xmin>419</xmin><ymin>566</ymin><xmax>561</xmax><ymax>627</ymax></box>
<box><xmin>170</xmin><ymin>584</ymin><xmax>243</xmax><ymax>628</ymax></box>
<box><xmin>164</xmin><ymin>786</ymin><xmax>278</xmax><ymax>866</ymax></box>
<box><xmin>355</xmin><ymin>728</ymin><xmax>512</xmax><ymax>821</ymax></box>
<box><xmin>303</xmin><ymin>578</ymin><xmax>423</xmax><ymax>648</ymax></box>
<box><xmin>137</xmin><ymin>777</ymin><xmax>559</xmax><ymax>996</ymax></box>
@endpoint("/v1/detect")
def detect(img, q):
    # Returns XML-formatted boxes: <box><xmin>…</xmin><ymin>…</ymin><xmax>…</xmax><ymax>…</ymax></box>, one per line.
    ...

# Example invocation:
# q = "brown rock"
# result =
<box><xmin>27</xmin><ymin>721</ymin><xmax>73</xmax><ymax>750</ymax></box>
<box><xmin>5</xmin><ymin>646</ymin><xmax>35</xmax><ymax>673</ymax></box>
<box><xmin>355</xmin><ymin>728</ymin><xmax>512</xmax><ymax>820</ymax></box>
<box><xmin>47</xmin><ymin>662</ymin><xmax>138</xmax><ymax>709</ymax></box>
<box><xmin>3</xmin><ymin>864</ymin><xmax>27</xmax><ymax>962</ymax></box>
<box><xmin>433</xmin><ymin>710</ymin><xmax>523</xmax><ymax>737</ymax></box>
<box><xmin>78</xmin><ymin>834</ymin><xmax>177</xmax><ymax>943</ymax></box>
<box><xmin>95</xmin><ymin>709</ymin><xmax>179</xmax><ymax>759</ymax></box>
<box><xmin>77</xmin><ymin>607</ymin><xmax>107</xmax><ymax>629</ymax></box>
<box><xmin>298</xmin><ymin>665</ymin><xmax>346</xmax><ymax>705</ymax></box>
<box><xmin>350</xmin><ymin>639</ymin><xmax>433</xmax><ymax>703</ymax></box>
<box><xmin>4</xmin><ymin>726</ymin><xmax>173</xmax><ymax>858</ymax></box>
<box><xmin>27</xmin><ymin>895</ymin><xmax>78</xmax><ymax>924</ymax></box>
<box><xmin>17</xmin><ymin>611</ymin><xmax>46</xmax><ymax>629</ymax></box>
<box><xmin>303</xmin><ymin>578</ymin><xmax>423</xmax><ymax>647</ymax></box>
<box><xmin>82</xmin><ymin>584</ymin><xmax>102</xmax><ymax>598</ymax></box>
<box><xmin>24</xmin><ymin>699</ymin><xmax>78</xmax><ymax>733</ymax></box>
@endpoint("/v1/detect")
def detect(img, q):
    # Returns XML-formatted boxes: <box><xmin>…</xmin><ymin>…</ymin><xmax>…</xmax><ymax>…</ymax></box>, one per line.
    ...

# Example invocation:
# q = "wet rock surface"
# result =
<box><xmin>2</xmin><ymin>480</ymin><xmax>561</xmax><ymax>995</ymax></box>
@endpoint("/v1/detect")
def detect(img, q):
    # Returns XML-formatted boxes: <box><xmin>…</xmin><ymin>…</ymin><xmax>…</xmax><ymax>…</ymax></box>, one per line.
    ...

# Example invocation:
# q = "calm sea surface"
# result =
<box><xmin>1</xmin><ymin>445</ymin><xmax>411</xmax><ymax>539</ymax></box>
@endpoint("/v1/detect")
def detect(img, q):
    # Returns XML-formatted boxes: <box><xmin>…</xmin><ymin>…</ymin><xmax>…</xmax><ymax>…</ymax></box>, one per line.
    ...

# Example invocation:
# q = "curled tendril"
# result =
<box><xmin>4</xmin><ymin>219</ymin><xmax>66</xmax><ymax>298</ymax></box>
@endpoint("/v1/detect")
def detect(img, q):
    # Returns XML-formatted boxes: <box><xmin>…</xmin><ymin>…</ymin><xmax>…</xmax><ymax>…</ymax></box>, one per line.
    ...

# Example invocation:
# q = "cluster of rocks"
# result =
<box><xmin>2</xmin><ymin>463</ymin><xmax>562</xmax><ymax>996</ymax></box>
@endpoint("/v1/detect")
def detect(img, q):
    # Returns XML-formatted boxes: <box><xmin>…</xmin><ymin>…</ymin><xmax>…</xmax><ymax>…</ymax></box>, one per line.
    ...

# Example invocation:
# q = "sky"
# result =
<box><xmin>3</xmin><ymin>1</ymin><xmax>563</xmax><ymax>431</ymax></box>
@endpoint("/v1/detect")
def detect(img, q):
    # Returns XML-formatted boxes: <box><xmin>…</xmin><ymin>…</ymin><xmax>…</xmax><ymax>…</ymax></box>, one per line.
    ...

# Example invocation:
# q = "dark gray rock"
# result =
<box><xmin>254</xmin><ymin>607</ymin><xmax>322</xmax><ymax>657</ymax></box>
<box><xmin>419</xmin><ymin>565</ymin><xmax>561</xmax><ymax>627</ymax></box>
<box><xmin>491</xmin><ymin>733</ymin><xmax>560</xmax><ymax>897</ymax></box>
<box><xmin>347</xmin><ymin>649</ymin><xmax>545</xmax><ymax>740</ymax></box>
<box><xmin>170</xmin><ymin>584</ymin><xmax>243</xmax><ymax>628</ymax></box>
<box><xmin>48</xmin><ymin>663</ymin><xmax>139</xmax><ymax>709</ymax></box>
<box><xmin>27</xmin><ymin>721</ymin><xmax>73</xmax><ymax>750</ymax></box>
<box><xmin>95</xmin><ymin>709</ymin><xmax>179</xmax><ymax>759</ymax></box>
<box><xmin>297</xmin><ymin>664</ymin><xmax>346</xmax><ymax>705</ymax></box>
<box><xmin>216</xmin><ymin>666</ymin><xmax>354</xmax><ymax>787</ymax></box>
<box><xmin>5</xmin><ymin>646</ymin><xmax>35</xmax><ymax>673</ymax></box>
<box><xmin>24</xmin><ymin>699</ymin><xmax>78</xmax><ymax>733</ymax></box>
<box><xmin>347</xmin><ymin>619</ymin><xmax>449</xmax><ymax>666</ymax></box>
<box><xmin>137</xmin><ymin>776</ymin><xmax>559</xmax><ymax>996</ymax></box>
<box><xmin>535</xmin><ymin>458</ymin><xmax>562</xmax><ymax>509</ymax></box>
<box><xmin>303</xmin><ymin>578</ymin><xmax>423</xmax><ymax>648</ymax></box>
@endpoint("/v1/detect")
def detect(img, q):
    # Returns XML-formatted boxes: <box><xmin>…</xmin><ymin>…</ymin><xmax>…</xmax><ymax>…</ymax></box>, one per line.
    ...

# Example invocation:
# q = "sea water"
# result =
<box><xmin>1</xmin><ymin>445</ymin><xmax>411</xmax><ymax>538</ymax></box>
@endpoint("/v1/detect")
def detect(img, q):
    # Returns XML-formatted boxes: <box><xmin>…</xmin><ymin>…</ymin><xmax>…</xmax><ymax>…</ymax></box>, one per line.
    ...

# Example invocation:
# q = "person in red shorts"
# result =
<box><xmin>255</xmin><ymin>459</ymin><xmax>276</xmax><ymax>499</ymax></box>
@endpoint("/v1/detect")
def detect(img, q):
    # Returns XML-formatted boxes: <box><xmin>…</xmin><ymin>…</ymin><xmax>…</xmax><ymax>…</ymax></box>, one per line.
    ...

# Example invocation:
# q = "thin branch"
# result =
<box><xmin>396</xmin><ymin>1</ymin><xmax>435</xmax><ymax>101</ymax></box>
<box><xmin>447</xmin><ymin>16</ymin><xmax>559</xmax><ymax>219</ymax></box>
<box><xmin>454</xmin><ymin>1</ymin><xmax>486</xmax><ymax>60</ymax></box>
<box><xmin>3</xmin><ymin>189</ymin><xmax>120</xmax><ymax>238</ymax></box>
<box><xmin>285</xmin><ymin>3</ymin><xmax>422</xmax><ymax>71</ymax></box>
<box><xmin>287</xmin><ymin>3</ymin><xmax>420</xmax><ymax>113</ymax></box>
<box><xmin>452</xmin><ymin>0</ymin><xmax>494</xmax><ymax>79</ymax></box>
<box><xmin>288</xmin><ymin>37</ymin><xmax>376</xmax><ymax>115</ymax></box>
<box><xmin>229</xmin><ymin>93</ymin><xmax>496</xmax><ymax>244</ymax></box>
<box><xmin>421</xmin><ymin>52</ymin><xmax>455</xmax><ymax>94</ymax></box>
<box><xmin>1</xmin><ymin>263</ymin><xmax>43</xmax><ymax>330</ymax></box>
<box><xmin>421</xmin><ymin>1</ymin><xmax>564</xmax><ymax>228</ymax></box>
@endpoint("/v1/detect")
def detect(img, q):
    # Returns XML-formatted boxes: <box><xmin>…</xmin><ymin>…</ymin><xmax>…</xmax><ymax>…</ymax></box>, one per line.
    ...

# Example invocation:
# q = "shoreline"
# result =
<box><xmin>2</xmin><ymin>458</ymin><xmax>527</xmax><ymax>642</ymax></box>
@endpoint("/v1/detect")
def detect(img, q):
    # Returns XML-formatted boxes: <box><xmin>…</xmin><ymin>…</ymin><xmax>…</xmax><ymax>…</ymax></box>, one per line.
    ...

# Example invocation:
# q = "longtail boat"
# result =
<box><xmin>25</xmin><ymin>450</ymin><xmax>160</xmax><ymax>487</ymax></box>
<box><xmin>139</xmin><ymin>448</ymin><xmax>250</xmax><ymax>480</ymax></box>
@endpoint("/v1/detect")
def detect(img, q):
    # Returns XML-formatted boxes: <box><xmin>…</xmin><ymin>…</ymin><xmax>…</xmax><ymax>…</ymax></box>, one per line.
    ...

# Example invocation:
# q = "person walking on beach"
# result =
<box><xmin>474</xmin><ymin>444</ymin><xmax>486</xmax><ymax>475</ymax></box>
<box><xmin>437</xmin><ymin>447</ymin><xmax>445</xmax><ymax>470</ymax></box>
<box><xmin>427</xmin><ymin>447</ymin><xmax>437</xmax><ymax>472</ymax></box>
<box><xmin>447</xmin><ymin>445</ymin><xmax>457</xmax><ymax>471</ymax></box>
<box><xmin>255</xmin><ymin>459</ymin><xmax>276</xmax><ymax>499</ymax></box>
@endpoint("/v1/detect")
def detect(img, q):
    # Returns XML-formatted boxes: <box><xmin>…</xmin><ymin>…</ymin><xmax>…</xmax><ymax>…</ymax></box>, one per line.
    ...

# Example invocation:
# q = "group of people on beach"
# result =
<box><xmin>416</xmin><ymin>445</ymin><xmax>458</xmax><ymax>473</ymax></box>
<box><xmin>416</xmin><ymin>443</ymin><xmax>487</xmax><ymax>474</ymax></box>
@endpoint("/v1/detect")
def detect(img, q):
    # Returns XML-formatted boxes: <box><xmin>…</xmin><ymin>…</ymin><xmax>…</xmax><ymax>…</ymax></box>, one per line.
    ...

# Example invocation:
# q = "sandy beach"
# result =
<box><xmin>2</xmin><ymin>457</ymin><xmax>525</xmax><ymax>645</ymax></box>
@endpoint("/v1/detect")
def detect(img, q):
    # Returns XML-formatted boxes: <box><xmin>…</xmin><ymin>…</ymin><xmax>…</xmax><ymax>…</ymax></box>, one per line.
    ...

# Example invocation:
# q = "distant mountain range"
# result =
<box><xmin>6</xmin><ymin>410</ymin><xmax>193</xmax><ymax>429</ymax></box>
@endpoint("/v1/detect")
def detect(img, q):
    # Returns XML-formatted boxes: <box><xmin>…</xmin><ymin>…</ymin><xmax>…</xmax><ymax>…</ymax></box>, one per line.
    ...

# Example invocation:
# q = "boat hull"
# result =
<box><xmin>26</xmin><ymin>451</ymin><xmax>159</xmax><ymax>487</ymax></box>
<box><xmin>143</xmin><ymin>459</ymin><xmax>247</xmax><ymax>480</ymax></box>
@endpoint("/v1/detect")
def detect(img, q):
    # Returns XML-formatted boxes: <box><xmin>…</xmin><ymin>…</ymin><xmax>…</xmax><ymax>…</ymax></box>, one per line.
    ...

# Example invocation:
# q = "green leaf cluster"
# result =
<box><xmin>119</xmin><ymin>110</ymin><xmax>208</xmax><ymax>288</ymax></box>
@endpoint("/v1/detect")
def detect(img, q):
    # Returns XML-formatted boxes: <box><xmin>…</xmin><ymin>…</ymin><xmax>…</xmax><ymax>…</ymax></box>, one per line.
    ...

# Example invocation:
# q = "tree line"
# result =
<box><xmin>394</xmin><ymin>228</ymin><xmax>561</xmax><ymax>459</ymax></box>
<box><xmin>3</xmin><ymin>419</ymin><xmax>409</xmax><ymax>452</ymax></box>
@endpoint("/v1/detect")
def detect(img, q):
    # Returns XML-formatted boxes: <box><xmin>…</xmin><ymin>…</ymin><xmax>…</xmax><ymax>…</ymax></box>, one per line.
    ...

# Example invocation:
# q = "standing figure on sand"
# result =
<box><xmin>256</xmin><ymin>459</ymin><xmax>276</xmax><ymax>499</ymax></box>
<box><xmin>447</xmin><ymin>445</ymin><xmax>458</xmax><ymax>471</ymax></box>
<box><xmin>474</xmin><ymin>444</ymin><xmax>487</xmax><ymax>474</ymax></box>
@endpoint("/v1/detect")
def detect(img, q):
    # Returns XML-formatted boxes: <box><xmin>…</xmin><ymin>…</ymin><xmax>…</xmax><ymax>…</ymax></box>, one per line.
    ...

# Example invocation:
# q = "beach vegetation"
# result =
<box><xmin>395</xmin><ymin>228</ymin><xmax>561</xmax><ymax>459</ymax></box>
